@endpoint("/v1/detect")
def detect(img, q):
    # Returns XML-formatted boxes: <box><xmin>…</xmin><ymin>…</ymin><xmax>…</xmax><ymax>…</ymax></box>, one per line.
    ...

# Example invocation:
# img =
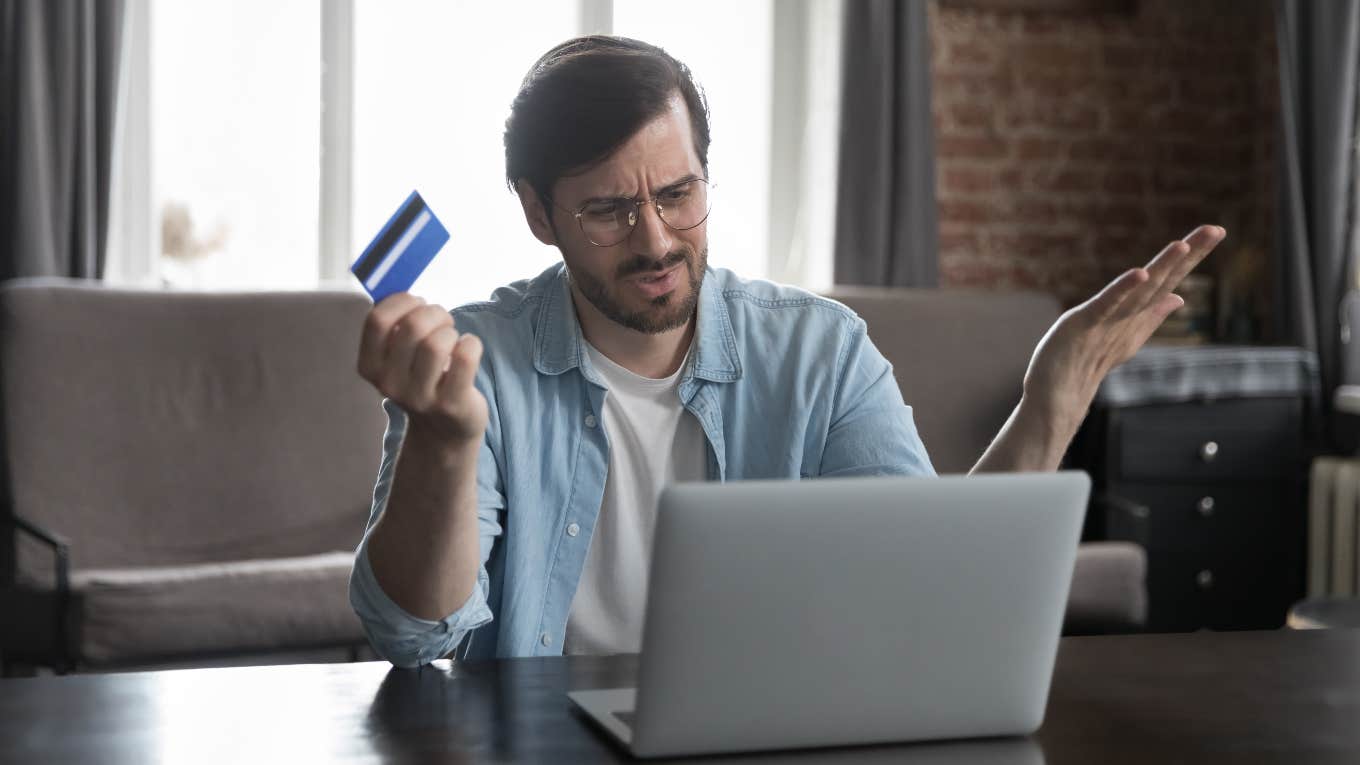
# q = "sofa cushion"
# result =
<box><xmin>825</xmin><ymin>288</ymin><xmax>1061</xmax><ymax>474</ymax></box>
<box><xmin>69</xmin><ymin>552</ymin><xmax>364</xmax><ymax>665</ymax></box>
<box><xmin>1065</xmin><ymin>542</ymin><xmax>1148</xmax><ymax>634</ymax></box>
<box><xmin>0</xmin><ymin>281</ymin><xmax>386</xmax><ymax>576</ymax></box>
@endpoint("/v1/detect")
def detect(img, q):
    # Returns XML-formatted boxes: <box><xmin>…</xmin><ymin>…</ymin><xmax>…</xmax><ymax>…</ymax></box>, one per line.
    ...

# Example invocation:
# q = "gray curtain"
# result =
<box><xmin>1275</xmin><ymin>0</ymin><xmax>1360</xmax><ymax>448</ymax></box>
<box><xmin>833</xmin><ymin>0</ymin><xmax>938</xmax><ymax>287</ymax></box>
<box><xmin>0</xmin><ymin>0</ymin><xmax>125</xmax><ymax>281</ymax></box>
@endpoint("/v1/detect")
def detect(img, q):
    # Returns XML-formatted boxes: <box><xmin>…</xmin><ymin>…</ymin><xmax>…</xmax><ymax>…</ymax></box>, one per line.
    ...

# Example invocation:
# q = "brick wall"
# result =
<box><xmin>931</xmin><ymin>0</ymin><xmax>1278</xmax><ymax>312</ymax></box>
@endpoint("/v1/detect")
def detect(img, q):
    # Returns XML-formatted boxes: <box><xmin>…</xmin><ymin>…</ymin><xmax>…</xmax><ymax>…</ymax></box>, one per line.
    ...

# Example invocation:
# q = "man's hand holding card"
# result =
<box><xmin>353</xmin><ymin>192</ymin><xmax>488</xmax><ymax>449</ymax></box>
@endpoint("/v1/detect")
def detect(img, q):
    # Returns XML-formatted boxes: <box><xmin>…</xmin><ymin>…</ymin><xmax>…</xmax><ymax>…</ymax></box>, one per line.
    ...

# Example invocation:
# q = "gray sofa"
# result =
<box><xmin>0</xmin><ymin>280</ymin><xmax>386</xmax><ymax>672</ymax></box>
<box><xmin>0</xmin><ymin>278</ymin><xmax>1142</xmax><ymax>674</ymax></box>
<box><xmin>827</xmin><ymin>287</ymin><xmax>1147</xmax><ymax>634</ymax></box>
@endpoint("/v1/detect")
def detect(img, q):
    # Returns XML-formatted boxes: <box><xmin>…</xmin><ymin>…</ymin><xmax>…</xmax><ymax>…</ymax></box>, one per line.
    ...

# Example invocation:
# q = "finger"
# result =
<box><xmin>406</xmin><ymin>325</ymin><xmax>459</xmax><ymax>405</ymax></box>
<box><xmin>358</xmin><ymin>293</ymin><xmax>425</xmax><ymax>379</ymax></box>
<box><xmin>1147</xmin><ymin>225</ymin><xmax>1222</xmax><ymax>289</ymax></box>
<box><xmin>1181</xmin><ymin>223</ymin><xmax>1226</xmax><ymax>250</ymax></box>
<box><xmin>1135</xmin><ymin>241</ymin><xmax>1191</xmax><ymax>313</ymax></box>
<box><xmin>1159</xmin><ymin>224</ymin><xmax>1225</xmax><ymax>291</ymax></box>
<box><xmin>1159</xmin><ymin>291</ymin><xmax>1187</xmax><ymax>316</ymax></box>
<box><xmin>384</xmin><ymin>305</ymin><xmax>454</xmax><ymax>389</ymax></box>
<box><xmin>1126</xmin><ymin>225</ymin><xmax>1220</xmax><ymax>317</ymax></box>
<box><xmin>439</xmin><ymin>333</ymin><xmax>484</xmax><ymax>399</ymax></box>
<box><xmin>1112</xmin><ymin>240</ymin><xmax>1188</xmax><ymax>320</ymax></box>
<box><xmin>1087</xmin><ymin>267</ymin><xmax>1149</xmax><ymax>322</ymax></box>
<box><xmin>1140</xmin><ymin>223</ymin><xmax>1218</xmax><ymax>276</ymax></box>
<box><xmin>1128</xmin><ymin>292</ymin><xmax>1187</xmax><ymax>346</ymax></box>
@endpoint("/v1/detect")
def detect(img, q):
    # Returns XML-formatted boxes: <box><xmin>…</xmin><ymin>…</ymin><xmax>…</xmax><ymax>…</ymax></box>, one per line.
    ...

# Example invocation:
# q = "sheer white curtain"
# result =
<box><xmin>765</xmin><ymin>0</ymin><xmax>843</xmax><ymax>292</ymax></box>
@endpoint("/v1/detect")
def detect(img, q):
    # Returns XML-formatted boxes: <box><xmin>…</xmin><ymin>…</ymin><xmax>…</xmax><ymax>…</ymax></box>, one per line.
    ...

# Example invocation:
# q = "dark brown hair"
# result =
<box><xmin>504</xmin><ymin>36</ymin><xmax>711</xmax><ymax>208</ymax></box>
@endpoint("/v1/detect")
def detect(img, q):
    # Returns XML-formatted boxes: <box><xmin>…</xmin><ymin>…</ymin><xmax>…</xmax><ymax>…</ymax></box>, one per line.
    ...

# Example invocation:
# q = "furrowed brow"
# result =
<box><xmin>652</xmin><ymin>174</ymin><xmax>702</xmax><ymax>196</ymax></box>
<box><xmin>579</xmin><ymin>174</ymin><xmax>703</xmax><ymax>206</ymax></box>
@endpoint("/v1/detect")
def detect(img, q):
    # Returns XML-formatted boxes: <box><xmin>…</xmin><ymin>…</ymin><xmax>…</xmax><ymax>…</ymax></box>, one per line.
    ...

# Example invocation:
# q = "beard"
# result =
<box><xmin>570</xmin><ymin>245</ymin><xmax>708</xmax><ymax>335</ymax></box>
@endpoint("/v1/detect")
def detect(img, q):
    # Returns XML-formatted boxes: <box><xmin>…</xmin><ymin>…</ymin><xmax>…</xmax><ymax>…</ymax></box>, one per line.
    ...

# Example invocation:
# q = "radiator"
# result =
<box><xmin>1308</xmin><ymin>457</ymin><xmax>1360</xmax><ymax>597</ymax></box>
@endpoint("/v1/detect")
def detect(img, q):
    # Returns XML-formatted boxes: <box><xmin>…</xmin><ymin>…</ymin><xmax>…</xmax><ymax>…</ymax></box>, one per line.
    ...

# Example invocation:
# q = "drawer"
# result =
<box><xmin>1109</xmin><ymin>398</ymin><xmax>1303</xmax><ymax>482</ymax></box>
<box><xmin>1144</xmin><ymin>548</ymin><xmax>1304</xmax><ymax>632</ymax></box>
<box><xmin>1103</xmin><ymin>482</ymin><xmax>1300</xmax><ymax>554</ymax></box>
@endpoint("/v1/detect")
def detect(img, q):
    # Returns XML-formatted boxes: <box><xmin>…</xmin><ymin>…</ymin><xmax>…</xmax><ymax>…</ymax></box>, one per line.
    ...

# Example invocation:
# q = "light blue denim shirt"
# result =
<box><xmin>349</xmin><ymin>262</ymin><xmax>935</xmax><ymax>667</ymax></box>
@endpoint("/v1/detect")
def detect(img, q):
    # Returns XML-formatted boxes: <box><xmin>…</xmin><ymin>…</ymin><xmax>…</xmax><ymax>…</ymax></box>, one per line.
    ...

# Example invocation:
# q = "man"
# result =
<box><xmin>349</xmin><ymin>36</ymin><xmax>1222</xmax><ymax>667</ymax></box>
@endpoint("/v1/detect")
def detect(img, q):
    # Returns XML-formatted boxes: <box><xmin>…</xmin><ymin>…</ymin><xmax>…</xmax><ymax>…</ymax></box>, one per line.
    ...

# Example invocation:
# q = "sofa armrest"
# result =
<box><xmin>1065</xmin><ymin>541</ymin><xmax>1148</xmax><ymax>635</ymax></box>
<box><xmin>8</xmin><ymin>514</ymin><xmax>70</xmax><ymax>593</ymax></box>
<box><xmin>3</xmin><ymin>514</ymin><xmax>78</xmax><ymax>672</ymax></box>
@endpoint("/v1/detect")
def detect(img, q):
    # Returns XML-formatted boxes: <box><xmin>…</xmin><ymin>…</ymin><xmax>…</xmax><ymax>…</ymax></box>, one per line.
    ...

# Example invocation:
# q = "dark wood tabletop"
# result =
<box><xmin>3</xmin><ymin>628</ymin><xmax>1359</xmax><ymax>764</ymax></box>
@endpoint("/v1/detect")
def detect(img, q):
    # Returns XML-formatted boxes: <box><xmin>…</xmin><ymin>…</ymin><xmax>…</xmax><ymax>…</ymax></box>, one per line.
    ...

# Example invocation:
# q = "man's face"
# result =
<box><xmin>545</xmin><ymin>96</ymin><xmax>708</xmax><ymax>335</ymax></box>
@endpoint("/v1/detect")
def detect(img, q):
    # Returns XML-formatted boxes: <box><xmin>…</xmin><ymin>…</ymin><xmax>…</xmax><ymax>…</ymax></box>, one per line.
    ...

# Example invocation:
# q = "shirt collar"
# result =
<box><xmin>532</xmin><ymin>262</ymin><xmax>741</xmax><ymax>383</ymax></box>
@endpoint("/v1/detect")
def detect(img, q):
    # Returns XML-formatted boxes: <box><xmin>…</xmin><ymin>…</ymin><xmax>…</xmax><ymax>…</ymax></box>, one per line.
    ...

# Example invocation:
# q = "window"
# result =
<box><xmin>149</xmin><ymin>0</ymin><xmax>320</xmax><ymax>289</ymax></box>
<box><xmin>613</xmin><ymin>1</ymin><xmax>774</xmax><ymax>287</ymax></box>
<box><xmin>114</xmin><ymin>1</ymin><xmax>838</xmax><ymax>299</ymax></box>
<box><xmin>351</xmin><ymin>0</ymin><xmax>576</xmax><ymax>308</ymax></box>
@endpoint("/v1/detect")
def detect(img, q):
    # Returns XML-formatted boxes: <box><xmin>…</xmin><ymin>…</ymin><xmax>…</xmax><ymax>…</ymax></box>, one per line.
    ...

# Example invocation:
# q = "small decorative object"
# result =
<box><xmin>1217</xmin><ymin>244</ymin><xmax>1267</xmax><ymax>345</ymax></box>
<box><xmin>160</xmin><ymin>201</ymin><xmax>228</xmax><ymax>262</ymax></box>
<box><xmin>159</xmin><ymin>201</ymin><xmax>228</xmax><ymax>288</ymax></box>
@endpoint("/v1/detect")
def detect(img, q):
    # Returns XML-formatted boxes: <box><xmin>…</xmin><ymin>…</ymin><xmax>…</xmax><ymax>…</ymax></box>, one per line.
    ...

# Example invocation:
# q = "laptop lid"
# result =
<box><xmin>626</xmin><ymin>471</ymin><xmax>1089</xmax><ymax>758</ymax></box>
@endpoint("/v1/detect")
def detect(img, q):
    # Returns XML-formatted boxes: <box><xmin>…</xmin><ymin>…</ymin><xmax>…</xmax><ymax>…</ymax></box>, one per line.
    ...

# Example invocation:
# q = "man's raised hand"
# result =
<box><xmin>1021</xmin><ymin>224</ymin><xmax>1226</xmax><ymax>436</ymax></box>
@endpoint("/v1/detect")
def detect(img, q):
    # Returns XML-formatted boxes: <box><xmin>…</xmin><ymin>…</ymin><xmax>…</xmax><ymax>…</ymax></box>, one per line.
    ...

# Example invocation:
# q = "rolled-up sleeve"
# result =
<box><xmin>349</xmin><ymin>398</ymin><xmax>503</xmax><ymax>668</ymax></box>
<box><xmin>818</xmin><ymin>317</ymin><xmax>937</xmax><ymax>478</ymax></box>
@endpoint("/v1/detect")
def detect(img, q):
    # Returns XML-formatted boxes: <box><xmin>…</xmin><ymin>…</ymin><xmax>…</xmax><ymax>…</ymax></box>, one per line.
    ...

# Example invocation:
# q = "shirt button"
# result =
<box><xmin>566</xmin><ymin>523</ymin><xmax>580</xmax><ymax>537</ymax></box>
<box><xmin>540</xmin><ymin>632</ymin><xmax>552</xmax><ymax>647</ymax></box>
<box><xmin>584</xmin><ymin>413</ymin><xmax>598</xmax><ymax>428</ymax></box>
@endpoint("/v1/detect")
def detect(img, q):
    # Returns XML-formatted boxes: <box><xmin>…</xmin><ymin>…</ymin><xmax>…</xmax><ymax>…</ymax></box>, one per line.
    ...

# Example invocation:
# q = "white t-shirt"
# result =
<box><xmin>562</xmin><ymin>339</ymin><xmax>708</xmax><ymax>655</ymax></box>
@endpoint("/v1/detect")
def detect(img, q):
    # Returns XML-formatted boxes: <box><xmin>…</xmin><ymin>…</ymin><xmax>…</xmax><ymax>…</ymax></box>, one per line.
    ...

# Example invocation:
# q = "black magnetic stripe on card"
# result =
<box><xmin>353</xmin><ymin>194</ymin><xmax>429</xmax><ymax>281</ymax></box>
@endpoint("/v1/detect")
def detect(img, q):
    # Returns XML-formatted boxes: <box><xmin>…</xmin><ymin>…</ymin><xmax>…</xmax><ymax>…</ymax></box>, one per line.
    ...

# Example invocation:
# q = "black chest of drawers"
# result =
<box><xmin>1072</xmin><ymin>346</ymin><xmax>1317</xmax><ymax>632</ymax></box>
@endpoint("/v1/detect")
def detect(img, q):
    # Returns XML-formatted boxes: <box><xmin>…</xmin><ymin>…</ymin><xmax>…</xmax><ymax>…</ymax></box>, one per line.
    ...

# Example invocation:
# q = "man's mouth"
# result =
<box><xmin>628</xmin><ymin>263</ymin><xmax>683</xmax><ymax>298</ymax></box>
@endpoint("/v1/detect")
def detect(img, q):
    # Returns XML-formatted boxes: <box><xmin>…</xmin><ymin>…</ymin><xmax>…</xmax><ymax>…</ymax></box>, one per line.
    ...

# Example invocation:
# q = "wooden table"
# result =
<box><xmin>4</xmin><ymin>629</ymin><xmax>1360</xmax><ymax>763</ymax></box>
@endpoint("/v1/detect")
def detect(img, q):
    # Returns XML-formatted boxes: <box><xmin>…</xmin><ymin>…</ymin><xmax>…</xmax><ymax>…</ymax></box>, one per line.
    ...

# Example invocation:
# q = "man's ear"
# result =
<box><xmin>515</xmin><ymin>180</ymin><xmax>558</xmax><ymax>247</ymax></box>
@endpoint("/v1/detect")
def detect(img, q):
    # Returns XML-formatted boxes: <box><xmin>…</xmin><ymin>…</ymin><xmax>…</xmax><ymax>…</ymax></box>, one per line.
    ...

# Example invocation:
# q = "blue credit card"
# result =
<box><xmin>351</xmin><ymin>190</ymin><xmax>450</xmax><ymax>302</ymax></box>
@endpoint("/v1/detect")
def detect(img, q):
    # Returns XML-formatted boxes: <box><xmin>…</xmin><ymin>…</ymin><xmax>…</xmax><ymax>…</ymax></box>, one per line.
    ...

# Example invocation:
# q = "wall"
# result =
<box><xmin>931</xmin><ymin>0</ymin><xmax>1278</xmax><ymax>313</ymax></box>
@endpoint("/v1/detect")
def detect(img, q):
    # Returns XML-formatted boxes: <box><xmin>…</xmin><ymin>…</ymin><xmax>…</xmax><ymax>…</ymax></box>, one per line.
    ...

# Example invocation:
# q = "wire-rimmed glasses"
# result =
<box><xmin>557</xmin><ymin>178</ymin><xmax>713</xmax><ymax>247</ymax></box>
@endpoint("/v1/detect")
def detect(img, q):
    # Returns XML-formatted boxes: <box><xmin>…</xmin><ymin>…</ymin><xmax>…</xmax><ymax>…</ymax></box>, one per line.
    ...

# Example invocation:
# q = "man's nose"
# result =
<box><xmin>628</xmin><ymin>201</ymin><xmax>673</xmax><ymax>260</ymax></box>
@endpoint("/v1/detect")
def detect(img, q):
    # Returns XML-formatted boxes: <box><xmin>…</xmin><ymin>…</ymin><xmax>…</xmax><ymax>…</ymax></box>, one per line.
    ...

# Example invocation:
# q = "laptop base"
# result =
<box><xmin>568</xmin><ymin>688</ymin><xmax>637</xmax><ymax>748</ymax></box>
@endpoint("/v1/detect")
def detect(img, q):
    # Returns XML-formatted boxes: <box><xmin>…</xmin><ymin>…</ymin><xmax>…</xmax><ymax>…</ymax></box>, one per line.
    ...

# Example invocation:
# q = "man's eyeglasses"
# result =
<box><xmin>554</xmin><ymin>178</ymin><xmax>713</xmax><ymax>247</ymax></box>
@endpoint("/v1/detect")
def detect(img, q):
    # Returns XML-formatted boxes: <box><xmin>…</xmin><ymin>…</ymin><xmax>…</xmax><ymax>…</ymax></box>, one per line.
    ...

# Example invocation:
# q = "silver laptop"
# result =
<box><xmin>568</xmin><ymin>471</ymin><xmax>1090</xmax><ymax>759</ymax></box>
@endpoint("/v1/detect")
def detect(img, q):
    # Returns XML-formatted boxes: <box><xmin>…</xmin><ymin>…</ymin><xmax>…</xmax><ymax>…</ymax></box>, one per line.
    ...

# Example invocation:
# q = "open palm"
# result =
<box><xmin>1022</xmin><ymin>225</ymin><xmax>1226</xmax><ymax>435</ymax></box>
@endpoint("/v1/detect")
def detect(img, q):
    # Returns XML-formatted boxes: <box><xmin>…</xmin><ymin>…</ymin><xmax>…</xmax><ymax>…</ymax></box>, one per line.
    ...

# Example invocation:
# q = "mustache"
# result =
<box><xmin>615</xmin><ymin>250</ymin><xmax>689</xmax><ymax>280</ymax></box>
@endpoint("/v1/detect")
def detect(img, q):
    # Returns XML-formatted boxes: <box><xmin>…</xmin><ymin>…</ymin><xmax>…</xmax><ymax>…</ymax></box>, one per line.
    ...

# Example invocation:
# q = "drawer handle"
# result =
<box><xmin>1199</xmin><ymin>441</ymin><xmax>1219</xmax><ymax>462</ymax></box>
<box><xmin>1196</xmin><ymin>569</ymin><xmax>1214</xmax><ymax>589</ymax></box>
<box><xmin>1197</xmin><ymin>496</ymin><xmax>1215</xmax><ymax>516</ymax></box>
